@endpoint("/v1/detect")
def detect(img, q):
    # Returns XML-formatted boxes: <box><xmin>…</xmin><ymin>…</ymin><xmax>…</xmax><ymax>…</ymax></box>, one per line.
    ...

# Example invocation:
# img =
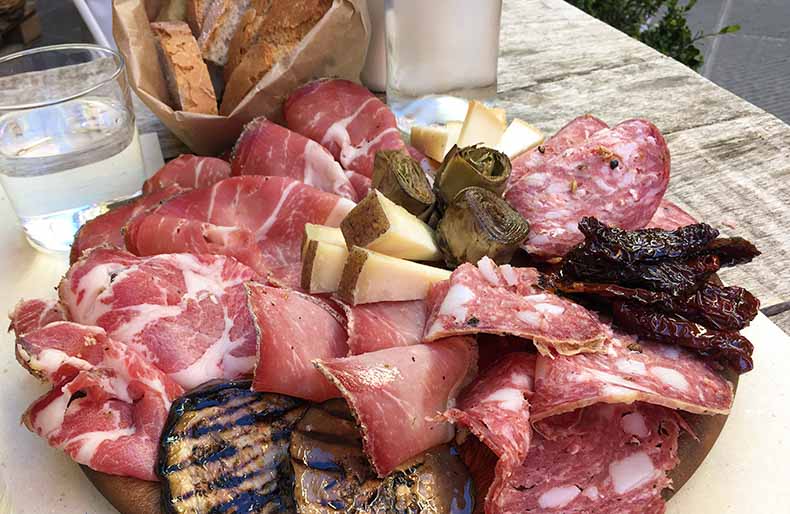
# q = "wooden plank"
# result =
<box><xmin>767</xmin><ymin>309</ymin><xmax>790</xmax><ymax>334</ymax></box>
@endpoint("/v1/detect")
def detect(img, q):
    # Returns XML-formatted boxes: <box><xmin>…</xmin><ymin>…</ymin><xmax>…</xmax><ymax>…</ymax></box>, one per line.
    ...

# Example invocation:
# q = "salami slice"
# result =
<box><xmin>508</xmin><ymin>115</ymin><xmax>608</xmax><ymax>186</ymax></box>
<box><xmin>489</xmin><ymin>402</ymin><xmax>681</xmax><ymax>514</ymax></box>
<box><xmin>247</xmin><ymin>283</ymin><xmax>346</xmax><ymax>402</ymax></box>
<box><xmin>445</xmin><ymin>353</ymin><xmax>535</xmax><ymax>461</ymax></box>
<box><xmin>423</xmin><ymin>258</ymin><xmax>607</xmax><ymax>356</ymax></box>
<box><xmin>337</xmin><ymin>299</ymin><xmax>427</xmax><ymax>355</ymax></box>
<box><xmin>531</xmin><ymin>321</ymin><xmax>733</xmax><ymax>421</ymax></box>
<box><xmin>315</xmin><ymin>337</ymin><xmax>477</xmax><ymax>476</ymax></box>
<box><xmin>505</xmin><ymin>119</ymin><xmax>670</xmax><ymax>258</ymax></box>
<box><xmin>647</xmin><ymin>199</ymin><xmax>698</xmax><ymax>230</ymax></box>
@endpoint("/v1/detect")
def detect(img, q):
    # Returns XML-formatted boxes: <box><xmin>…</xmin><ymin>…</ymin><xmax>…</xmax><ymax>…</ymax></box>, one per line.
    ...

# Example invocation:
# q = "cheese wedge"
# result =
<box><xmin>496</xmin><ymin>119</ymin><xmax>545</xmax><ymax>159</ymax></box>
<box><xmin>411</xmin><ymin>121</ymin><xmax>463</xmax><ymax>162</ymax></box>
<box><xmin>341</xmin><ymin>190</ymin><xmax>441</xmax><ymax>261</ymax></box>
<box><xmin>456</xmin><ymin>100</ymin><xmax>507</xmax><ymax>149</ymax></box>
<box><xmin>337</xmin><ymin>247</ymin><xmax>451</xmax><ymax>305</ymax></box>
<box><xmin>492</xmin><ymin>107</ymin><xmax>507</xmax><ymax>125</ymax></box>
<box><xmin>302</xmin><ymin>224</ymin><xmax>345</xmax><ymax>258</ymax></box>
<box><xmin>301</xmin><ymin>240</ymin><xmax>349</xmax><ymax>294</ymax></box>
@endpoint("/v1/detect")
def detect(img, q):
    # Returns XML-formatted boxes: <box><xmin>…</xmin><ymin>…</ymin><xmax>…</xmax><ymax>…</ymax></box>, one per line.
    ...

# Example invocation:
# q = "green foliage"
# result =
<box><xmin>566</xmin><ymin>0</ymin><xmax>740</xmax><ymax>70</ymax></box>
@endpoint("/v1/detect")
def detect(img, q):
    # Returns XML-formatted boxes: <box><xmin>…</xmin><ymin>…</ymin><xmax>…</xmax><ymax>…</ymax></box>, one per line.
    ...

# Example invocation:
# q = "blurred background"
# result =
<box><xmin>0</xmin><ymin>0</ymin><xmax>788</xmax><ymax>123</ymax></box>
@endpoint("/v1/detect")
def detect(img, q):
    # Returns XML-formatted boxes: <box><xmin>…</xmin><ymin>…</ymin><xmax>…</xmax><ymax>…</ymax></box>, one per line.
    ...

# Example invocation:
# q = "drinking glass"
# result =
<box><xmin>384</xmin><ymin>0</ymin><xmax>503</xmax><ymax>128</ymax></box>
<box><xmin>0</xmin><ymin>44</ymin><xmax>146</xmax><ymax>253</ymax></box>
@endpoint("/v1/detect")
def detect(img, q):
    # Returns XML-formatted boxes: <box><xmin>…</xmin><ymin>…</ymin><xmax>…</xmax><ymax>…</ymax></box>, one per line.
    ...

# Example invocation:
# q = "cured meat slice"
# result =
<box><xmin>647</xmin><ymin>199</ymin><xmax>698</xmax><ymax>230</ymax></box>
<box><xmin>315</xmin><ymin>337</ymin><xmax>477</xmax><ymax>476</ymax></box>
<box><xmin>69</xmin><ymin>186</ymin><xmax>181</xmax><ymax>264</ymax></box>
<box><xmin>18</xmin><ymin>322</ymin><xmax>183</xmax><ymax>481</ymax></box>
<box><xmin>230</xmin><ymin>117</ymin><xmax>358</xmax><ymax>201</ymax></box>
<box><xmin>345</xmin><ymin>170</ymin><xmax>372</xmax><ymax>199</ymax></box>
<box><xmin>142</xmin><ymin>154</ymin><xmax>231</xmax><ymax>194</ymax></box>
<box><xmin>125</xmin><ymin>176</ymin><xmax>355</xmax><ymax>287</ymax></box>
<box><xmin>444</xmin><ymin>352</ymin><xmax>535</xmax><ymax>464</ymax></box>
<box><xmin>59</xmin><ymin>247</ymin><xmax>260</xmax><ymax>389</ymax></box>
<box><xmin>247</xmin><ymin>283</ymin><xmax>346</xmax><ymax>402</ymax></box>
<box><xmin>283</xmin><ymin>79</ymin><xmax>406</xmax><ymax>178</ymax></box>
<box><xmin>531</xmin><ymin>322</ymin><xmax>733</xmax><ymax>421</ymax></box>
<box><xmin>489</xmin><ymin>403</ymin><xmax>680</xmax><ymax>514</ymax></box>
<box><xmin>508</xmin><ymin>115</ymin><xmax>608</xmax><ymax>186</ymax></box>
<box><xmin>505</xmin><ymin>119</ymin><xmax>671</xmax><ymax>258</ymax></box>
<box><xmin>424</xmin><ymin>257</ymin><xmax>607</xmax><ymax>356</ymax></box>
<box><xmin>9</xmin><ymin>298</ymin><xmax>67</xmax><ymax>335</ymax></box>
<box><xmin>338</xmin><ymin>299</ymin><xmax>427</xmax><ymax>355</ymax></box>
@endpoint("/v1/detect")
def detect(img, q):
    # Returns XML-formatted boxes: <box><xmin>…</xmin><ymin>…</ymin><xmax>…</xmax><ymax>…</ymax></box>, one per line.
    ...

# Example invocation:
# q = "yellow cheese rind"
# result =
<box><xmin>496</xmin><ymin>119</ymin><xmax>545</xmax><ymax>159</ymax></box>
<box><xmin>411</xmin><ymin>122</ymin><xmax>463</xmax><ymax>162</ymax></box>
<box><xmin>301</xmin><ymin>240</ymin><xmax>349</xmax><ymax>294</ymax></box>
<box><xmin>338</xmin><ymin>247</ymin><xmax>451</xmax><ymax>305</ymax></box>
<box><xmin>456</xmin><ymin>100</ymin><xmax>507</xmax><ymax>149</ymax></box>
<box><xmin>302</xmin><ymin>224</ymin><xmax>345</xmax><ymax>258</ymax></box>
<box><xmin>340</xmin><ymin>190</ymin><xmax>441</xmax><ymax>261</ymax></box>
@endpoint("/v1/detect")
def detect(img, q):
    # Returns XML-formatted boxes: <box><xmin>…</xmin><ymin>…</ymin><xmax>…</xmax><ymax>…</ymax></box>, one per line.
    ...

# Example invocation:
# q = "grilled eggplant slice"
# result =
<box><xmin>158</xmin><ymin>380</ymin><xmax>305</xmax><ymax>514</ymax></box>
<box><xmin>290</xmin><ymin>400</ymin><xmax>474</xmax><ymax>513</ymax></box>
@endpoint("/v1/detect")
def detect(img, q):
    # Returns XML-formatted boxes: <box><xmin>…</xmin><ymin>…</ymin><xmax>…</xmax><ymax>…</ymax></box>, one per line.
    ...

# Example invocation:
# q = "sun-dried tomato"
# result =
<box><xmin>611</xmin><ymin>301</ymin><xmax>753</xmax><ymax>374</ymax></box>
<box><xmin>702</xmin><ymin>237</ymin><xmax>761</xmax><ymax>267</ymax></box>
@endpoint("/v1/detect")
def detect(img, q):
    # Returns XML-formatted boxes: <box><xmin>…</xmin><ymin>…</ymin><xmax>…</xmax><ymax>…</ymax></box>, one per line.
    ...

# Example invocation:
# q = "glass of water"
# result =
<box><xmin>0</xmin><ymin>44</ymin><xmax>145</xmax><ymax>253</ymax></box>
<box><xmin>384</xmin><ymin>0</ymin><xmax>503</xmax><ymax>127</ymax></box>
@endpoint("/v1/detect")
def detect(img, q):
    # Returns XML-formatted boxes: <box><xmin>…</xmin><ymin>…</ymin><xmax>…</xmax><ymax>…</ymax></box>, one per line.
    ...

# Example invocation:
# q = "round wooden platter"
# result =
<box><xmin>83</xmin><ymin>377</ymin><xmax>737</xmax><ymax>514</ymax></box>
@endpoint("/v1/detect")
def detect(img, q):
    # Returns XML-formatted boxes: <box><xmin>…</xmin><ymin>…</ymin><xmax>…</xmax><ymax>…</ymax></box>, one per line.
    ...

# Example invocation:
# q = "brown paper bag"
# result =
<box><xmin>113</xmin><ymin>0</ymin><xmax>370</xmax><ymax>155</ymax></box>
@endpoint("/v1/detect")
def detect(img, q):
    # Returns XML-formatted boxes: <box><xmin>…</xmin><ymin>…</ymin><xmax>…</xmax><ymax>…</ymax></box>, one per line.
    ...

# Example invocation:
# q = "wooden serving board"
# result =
<box><xmin>83</xmin><ymin>385</ymin><xmax>736</xmax><ymax>514</ymax></box>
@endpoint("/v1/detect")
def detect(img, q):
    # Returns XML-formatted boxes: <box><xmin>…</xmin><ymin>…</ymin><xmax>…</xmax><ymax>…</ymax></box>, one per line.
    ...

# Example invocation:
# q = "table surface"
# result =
<box><xmin>3</xmin><ymin>0</ymin><xmax>790</xmax><ymax>512</ymax></box>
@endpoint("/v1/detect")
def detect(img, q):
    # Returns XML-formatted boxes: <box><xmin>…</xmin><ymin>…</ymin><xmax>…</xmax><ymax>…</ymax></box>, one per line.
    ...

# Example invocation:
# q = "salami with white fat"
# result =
<box><xmin>423</xmin><ymin>258</ymin><xmax>607</xmax><ymax>356</ymax></box>
<box><xmin>505</xmin><ymin>119</ymin><xmax>671</xmax><ymax>258</ymax></box>
<box><xmin>489</xmin><ymin>402</ymin><xmax>681</xmax><ymax>514</ymax></box>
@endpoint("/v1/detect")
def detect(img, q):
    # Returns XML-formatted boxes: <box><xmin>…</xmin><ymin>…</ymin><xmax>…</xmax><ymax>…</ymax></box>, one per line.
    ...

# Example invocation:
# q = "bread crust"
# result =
<box><xmin>198</xmin><ymin>0</ymin><xmax>253</xmax><ymax>66</ymax></box>
<box><xmin>150</xmin><ymin>21</ymin><xmax>218</xmax><ymax>115</ymax></box>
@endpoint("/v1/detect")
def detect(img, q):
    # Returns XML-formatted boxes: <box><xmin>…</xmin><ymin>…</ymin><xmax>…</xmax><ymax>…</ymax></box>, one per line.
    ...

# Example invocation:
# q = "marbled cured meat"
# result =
<box><xmin>647</xmin><ymin>199</ymin><xmax>698</xmax><ymax>230</ymax></box>
<box><xmin>337</xmin><ymin>299</ymin><xmax>427</xmax><ymax>355</ymax></box>
<box><xmin>230</xmin><ymin>117</ymin><xmax>358</xmax><ymax>201</ymax></box>
<box><xmin>247</xmin><ymin>283</ymin><xmax>346</xmax><ymax>402</ymax></box>
<box><xmin>445</xmin><ymin>352</ymin><xmax>535</xmax><ymax>464</ymax></box>
<box><xmin>531</xmin><ymin>321</ymin><xmax>733</xmax><ymax>421</ymax></box>
<box><xmin>18</xmin><ymin>322</ymin><xmax>183</xmax><ymax>481</ymax></box>
<box><xmin>508</xmin><ymin>115</ymin><xmax>608</xmax><ymax>186</ymax></box>
<box><xmin>424</xmin><ymin>257</ymin><xmax>607</xmax><ymax>356</ymax></box>
<box><xmin>505</xmin><ymin>119</ymin><xmax>670</xmax><ymax>258</ymax></box>
<box><xmin>59</xmin><ymin>247</ymin><xmax>259</xmax><ymax>389</ymax></box>
<box><xmin>489</xmin><ymin>403</ymin><xmax>680</xmax><ymax>514</ymax></box>
<box><xmin>283</xmin><ymin>79</ymin><xmax>406</xmax><ymax>178</ymax></box>
<box><xmin>69</xmin><ymin>186</ymin><xmax>181</xmax><ymax>264</ymax></box>
<box><xmin>8</xmin><ymin>298</ymin><xmax>67</xmax><ymax>335</ymax></box>
<box><xmin>125</xmin><ymin>176</ymin><xmax>355</xmax><ymax>287</ymax></box>
<box><xmin>315</xmin><ymin>337</ymin><xmax>477</xmax><ymax>476</ymax></box>
<box><xmin>345</xmin><ymin>170</ymin><xmax>372</xmax><ymax>199</ymax></box>
<box><xmin>142</xmin><ymin>154</ymin><xmax>231</xmax><ymax>194</ymax></box>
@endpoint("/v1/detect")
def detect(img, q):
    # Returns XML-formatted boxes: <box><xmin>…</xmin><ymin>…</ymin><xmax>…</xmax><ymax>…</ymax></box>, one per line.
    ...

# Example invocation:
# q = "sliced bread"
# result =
<box><xmin>220</xmin><ymin>0</ymin><xmax>332</xmax><ymax>114</ymax></box>
<box><xmin>185</xmin><ymin>0</ymin><xmax>211</xmax><ymax>35</ymax></box>
<box><xmin>150</xmin><ymin>21</ymin><xmax>218</xmax><ymax>115</ymax></box>
<box><xmin>223</xmin><ymin>0</ymin><xmax>273</xmax><ymax>83</ymax></box>
<box><xmin>197</xmin><ymin>0</ymin><xmax>253</xmax><ymax>66</ymax></box>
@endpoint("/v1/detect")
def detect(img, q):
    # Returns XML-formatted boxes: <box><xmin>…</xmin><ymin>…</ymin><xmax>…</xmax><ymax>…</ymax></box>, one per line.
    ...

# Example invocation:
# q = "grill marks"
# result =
<box><xmin>158</xmin><ymin>381</ymin><xmax>305</xmax><ymax>514</ymax></box>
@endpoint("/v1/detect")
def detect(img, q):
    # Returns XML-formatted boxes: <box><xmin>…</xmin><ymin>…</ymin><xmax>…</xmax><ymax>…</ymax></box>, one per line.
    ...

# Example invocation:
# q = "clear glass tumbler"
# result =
<box><xmin>384</xmin><ymin>0</ymin><xmax>503</xmax><ymax>126</ymax></box>
<box><xmin>0</xmin><ymin>44</ymin><xmax>146</xmax><ymax>253</ymax></box>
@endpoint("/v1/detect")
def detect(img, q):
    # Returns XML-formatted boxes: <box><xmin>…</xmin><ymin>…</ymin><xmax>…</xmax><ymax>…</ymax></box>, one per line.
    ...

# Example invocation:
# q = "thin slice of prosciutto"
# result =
<box><xmin>283</xmin><ymin>79</ymin><xmax>406</xmax><ymax>178</ymax></box>
<box><xmin>9</xmin><ymin>298</ymin><xmax>67</xmax><ymax>336</ymax></box>
<box><xmin>337</xmin><ymin>299</ymin><xmax>427</xmax><ymax>355</ymax></box>
<box><xmin>489</xmin><ymin>403</ymin><xmax>680</xmax><ymax>514</ymax></box>
<box><xmin>142</xmin><ymin>154</ymin><xmax>231</xmax><ymax>194</ymax></box>
<box><xmin>69</xmin><ymin>186</ymin><xmax>182</xmax><ymax>264</ymax></box>
<box><xmin>125</xmin><ymin>176</ymin><xmax>355</xmax><ymax>287</ymax></box>
<box><xmin>59</xmin><ymin>247</ymin><xmax>259</xmax><ymax>389</ymax></box>
<box><xmin>424</xmin><ymin>258</ymin><xmax>607</xmax><ymax>356</ymax></box>
<box><xmin>315</xmin><ymin>337</ymin><xmax>477</xmax><ymax>476</ymax></box>
<box><xmin>18</xmin><ymin>322</ymin><xmax>183</xmax><ymax>481</ymax></box>
<box><xmin>231</xmin><ymin>117</ymin><xmax>358</xmax><ymax>200</ymax></box>
<box><xmin>247</xmin><ymin>283</ymin><xmax>346</xmax><ymax>402</ymax></box>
